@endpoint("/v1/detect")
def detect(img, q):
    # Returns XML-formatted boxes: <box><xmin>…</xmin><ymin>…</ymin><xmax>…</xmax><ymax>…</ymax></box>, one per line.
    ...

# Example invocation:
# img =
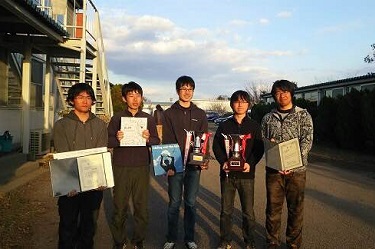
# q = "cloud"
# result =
<box><xmin>277</xmin><ymin>11</ymin><xmax>292</xmax><ymax>18</ymax></box>
<box><xmin>258</xmin><ymin>18</ymin><xmax>270</xmax><ymax>25</ymax></box>
<box><xmin>99</xmin><ymin>11</ymin><xmax>292</xmax><ymax>100</ymax></box>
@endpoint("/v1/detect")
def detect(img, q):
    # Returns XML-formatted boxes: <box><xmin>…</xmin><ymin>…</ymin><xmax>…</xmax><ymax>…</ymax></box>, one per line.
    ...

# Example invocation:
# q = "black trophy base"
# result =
<box><xmin>189</xmin><ymin>152</ymin><xmax>205</xmax><ymax>166</ymax></box>
<box><xmin>227</xmin><ymin>157</ymin><xmax>244</xmax><ymax>171</ymax></box>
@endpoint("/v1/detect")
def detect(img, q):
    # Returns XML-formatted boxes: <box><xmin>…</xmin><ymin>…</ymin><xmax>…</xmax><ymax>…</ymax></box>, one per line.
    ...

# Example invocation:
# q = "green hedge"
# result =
<box><xmin>251</xmin><ymin>89</ymin><xmax>375</xmax><ymax>154</ymax></box>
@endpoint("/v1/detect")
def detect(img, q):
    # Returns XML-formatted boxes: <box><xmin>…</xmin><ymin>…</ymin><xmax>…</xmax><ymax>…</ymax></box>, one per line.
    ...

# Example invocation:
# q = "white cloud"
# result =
<box><xmin>259</xmin><ymin>18</ymin><xmax>270</xmax><ymax>25</ymax></box>
<box><xmin>99</xmin><ymin>11</ymin><xmax>295</xmax><ymax>101</ymax></box>
<box><xmin>277</xmin><ymin>11</ymin><xmax>292</xmax><ymax>18</ymax></box>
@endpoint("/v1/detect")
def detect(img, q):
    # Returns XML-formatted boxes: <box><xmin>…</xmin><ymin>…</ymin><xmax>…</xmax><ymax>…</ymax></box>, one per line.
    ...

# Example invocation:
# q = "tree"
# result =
<box><xmin>111</xmin><ymin>84</ymin><xmax>126</xmax><ymax>113</ymax></box>
<box><xmin>364</xmin><ymin>43</ymin><xmax>375</xmax><ymax>63</ymax></box>
<box><xmin>245</xmin><ymin>82</ymin><xmax>272</xmax><ymax>106</ymax></box>
<box><xmin>208</xmin><ymin>102</ymin><xmax>228</xmax><ymax>115</ymax></box>
<box><xmin>216</xmin><ymin>95</ymin><xmax>230</xmax><ymax>100</ymax></box>
<box><xmin>110</xmin><ymin>83</ymin><xmax>150</xmax><ymax>114</ymax></box>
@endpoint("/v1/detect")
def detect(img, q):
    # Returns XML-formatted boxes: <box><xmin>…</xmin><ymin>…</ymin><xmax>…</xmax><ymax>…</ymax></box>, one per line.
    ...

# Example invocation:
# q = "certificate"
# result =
<box><xmin>120</xmin><ymin>117</ymin><xmax>147</xmax><ymax>146</ymax></box>
<box><xmin>265</xmin><ymin>138</ymin><xmax>303</xmax><ymax>171</ymax></box>
<box><xmin>49</xmin><ymin>148</ymin><xmax>114</xmax><ymax>197</ymax></box>
<box><xmin>77</xmin><ymin>153</ymin><xmax>107</xmax><ymax>192</ymax></box>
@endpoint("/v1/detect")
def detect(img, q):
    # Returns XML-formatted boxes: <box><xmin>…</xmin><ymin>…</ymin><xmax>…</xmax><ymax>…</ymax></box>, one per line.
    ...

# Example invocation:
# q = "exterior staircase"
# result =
<box><xmin>38</xmin><ymin>0</ymin><xmax>113</xmax><ymax>118</ymax></box>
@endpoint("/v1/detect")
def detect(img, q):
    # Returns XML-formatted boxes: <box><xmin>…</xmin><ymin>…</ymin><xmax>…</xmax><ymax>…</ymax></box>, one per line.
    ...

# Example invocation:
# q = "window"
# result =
<box><xmin>31</xmin><ymin>59</ymin><xmax>44</xmax><ymax>108</ymax></box>
<box><xmin>294</xmin><ymin>93</ymin><xmax>303</xmax><ymax>99</ymax></box>
<box><xmin>324</xmin><ymin>90</ymin><xmax>332</xmax><ymax>98</ymax></box>
<box><xmin>361</xmin><ymin>84</ymin><xmax>375</xmax><ymax>92</ymax></box>
<box><xmin>56</xmin><ymin>14</ymin><xmax>65</xmax><ymax>26</ymax></box>
<box><xmin>332</xmin><ymin>88</ymin><xmax>343</xmax><ymax>98</ymax></box>
<box><xmin>304</xmin><ymin>91</ymin><xmax>318</xmax><ymax>102</ymax></box>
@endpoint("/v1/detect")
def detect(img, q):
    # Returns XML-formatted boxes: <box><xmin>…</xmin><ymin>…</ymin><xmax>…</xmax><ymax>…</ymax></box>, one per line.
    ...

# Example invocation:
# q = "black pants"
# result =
<box><xmin>58</xmin><ymin>190</ymin><xmax>103</xmax><ymax>249</ymax></box>
<box><xmin>220</xmin><ymin>177</ymin><xmax>255</xmax><ymax>246</ymax></box>
<box><xmin>265</xmin><ymin>170</ymin><xmax>306</xmax><ymax>249</ymax></box>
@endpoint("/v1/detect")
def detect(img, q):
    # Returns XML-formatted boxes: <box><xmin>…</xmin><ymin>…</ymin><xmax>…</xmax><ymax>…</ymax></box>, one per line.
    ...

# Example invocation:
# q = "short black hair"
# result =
<box><xmin>66</xmin><ymin>83</ymin><xmax>96</xmax><ymax>106</ymax></box>
<box><xmin>271</xmin><ymin>80</ymin><xmax>297</xmax><ymax>100</ymax></box>
<box><xmin>230</xmin><ymin>90</ymin><xmax>251</xmax><ymax>109</ymax></box>
<box><xmin>122</xmin><ymin>81</ymin><xmax>143</xmax><ymax>97</ymax></box>
<box><xmin>175</xmin><ymin>75</ymin><xmax>195</xmax><ymax>91</ymax></box>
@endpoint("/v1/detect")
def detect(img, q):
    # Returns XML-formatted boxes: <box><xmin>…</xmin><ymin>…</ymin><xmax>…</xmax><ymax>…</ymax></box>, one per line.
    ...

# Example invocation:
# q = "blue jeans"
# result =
<box><xmin>265</xmin><ymin>170</ymin><xmax>306</xmax><ymax>249</ymax></box>
<box><xmin>220</xmin><ymin>177</ymin><xmax>255</xmax><ymax>245</ymax></box>
<box><xmin>166</xmin><ymin>169</ymin><xmax>201</xmax><ymax>242</ymax></box>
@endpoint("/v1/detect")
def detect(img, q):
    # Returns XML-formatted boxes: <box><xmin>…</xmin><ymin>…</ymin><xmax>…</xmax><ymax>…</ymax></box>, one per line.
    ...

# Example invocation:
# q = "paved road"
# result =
<box><xmin>6</xmin><ymin>151</ymin><xmax>375</xmax><ymax>249</ymax></box>
<box><xmin>92</xmin><ymin>155</ymin><xmax>375</xmax><ymax>249</ymax></box>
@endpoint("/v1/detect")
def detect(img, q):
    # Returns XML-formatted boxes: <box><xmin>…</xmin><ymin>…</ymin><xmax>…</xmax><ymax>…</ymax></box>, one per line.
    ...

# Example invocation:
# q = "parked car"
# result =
<box><xmin>205</xmin><ymin>111</ymin><xmax>220</xmax><ymax>122</ymax></box>
<box><xmin>214</xmin><ymin>113</ymin><xmax>233</xmax><ymax>125</ymax></box>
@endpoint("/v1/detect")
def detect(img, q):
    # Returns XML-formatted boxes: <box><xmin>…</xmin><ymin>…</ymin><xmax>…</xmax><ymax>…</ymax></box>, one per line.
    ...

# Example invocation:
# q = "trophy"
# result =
<box><xmin>186</xmin><ymin>131</ymin><xmax>211</xmax><ymax>167</ymax></box>
<box><xmin>222</xmin><ymin>133</ymin><xmax>251</xmax><ymax>171</ymax></box>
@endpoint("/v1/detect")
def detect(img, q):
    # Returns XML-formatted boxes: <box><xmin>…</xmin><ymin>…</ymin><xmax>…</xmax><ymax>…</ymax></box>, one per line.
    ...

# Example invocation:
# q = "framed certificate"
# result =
<box><xmin>264</xmin><ymin>138</ymin><xmax>303</xmax><ymax>171</ymax></box>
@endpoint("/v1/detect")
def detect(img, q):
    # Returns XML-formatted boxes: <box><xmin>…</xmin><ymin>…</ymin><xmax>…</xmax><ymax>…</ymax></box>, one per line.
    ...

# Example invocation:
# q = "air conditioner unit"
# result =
<box><xmin>29</xmin><ymin>130</ymin><xmax>51</xmax><ymax>155</ymax></box>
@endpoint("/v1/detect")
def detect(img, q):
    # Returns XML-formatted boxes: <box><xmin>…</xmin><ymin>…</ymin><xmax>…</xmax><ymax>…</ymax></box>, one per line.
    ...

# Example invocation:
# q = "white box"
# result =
<box><xmin>49</xmin><ymin>147</ymin><xmax>114</xmax><ymax>197</ymax></box>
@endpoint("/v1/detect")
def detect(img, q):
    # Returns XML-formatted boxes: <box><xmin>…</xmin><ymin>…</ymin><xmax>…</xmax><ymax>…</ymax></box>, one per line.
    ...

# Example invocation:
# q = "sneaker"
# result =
<box><xmin>245</xmin><ymin>243</ymin><xmax>256</xmax><ymax>249</ymax></box>
<box><xmin>134</xmin><ymin>242</ymin><xmax>144</xmax><ymax>249</ymax></box>
<box><xmin>267</xmin><ymin>243</ymin><xmax>278</xmax><ymax>249</ymax></box>
<box><xmin>163</xmin><ymin>241</ymin><xmax>176</xmax><ymax>249</ymax></box>
<box><xmin>185</xmin><ymin>241</ymin><xmax>198</xmax><ymax>249</ymax></box>
<box><xmin>217</xmin><ymin>242</ymin><xmax>231</xmax><ymax>249</ymax></box>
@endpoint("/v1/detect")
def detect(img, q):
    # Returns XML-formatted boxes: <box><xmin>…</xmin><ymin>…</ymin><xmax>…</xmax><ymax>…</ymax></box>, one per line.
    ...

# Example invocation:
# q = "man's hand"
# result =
<box><xmin>243</xmin><ymin>162</ymin><xmax>250</xmax><ymax>172</ymax></box>
<box><xmin>116</xmin><ymin>130</ymin><xmax>124</xmax><ymax>142</ymax></box>
<box><xmin>96</xmin><ymin>186</ymin><xmax>107</xmax><ymax>191</ymax></box>
<box><xmin>200</xmin><ymin>159</ymin><xmax>209</xmax><ymax>170</ymax></box>
<box><xmin>279</xmin><ymin>170</ymin><xmax>292</xmax><ymax>175</ymax></box>
<box><xmin>222</xmin><ymin>162</ymin><xmax>230</xmax><ymax>173</ymax></box>
<box><xmin>167</xmin><ymin>169</ymin><xmax>175</xmax><ymax>176</ymax></box>
<box><xmin>142</xmin><ymin>129</ymin><xmax>150</xmax><ymax>142</ymax></box>
<box><xmin>67</xmin><ymin>189</ymin><xmax>78</xmax><ymax>197</ymax></box>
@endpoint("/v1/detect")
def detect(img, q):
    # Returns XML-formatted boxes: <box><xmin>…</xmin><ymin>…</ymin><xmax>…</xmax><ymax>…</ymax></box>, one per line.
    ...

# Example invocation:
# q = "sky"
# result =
<box><xmin>92</xmin><ymin>0</ymin><xmax>375</xmax><ymax>102</ymax></box>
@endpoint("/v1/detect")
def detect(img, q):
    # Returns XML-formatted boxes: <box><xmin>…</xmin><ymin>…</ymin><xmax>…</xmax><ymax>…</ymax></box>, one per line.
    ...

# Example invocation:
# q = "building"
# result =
<box><xmin>0</xmin><ymin>0</ymin><xmax>112</xmax><ymax>156</ymax></box>
<box><xmin>261</xmin><ymin>74</ymin><xmax>375</xmax><ymax>105</ymax></box>
<box><xmin>145</xmin><ymin>99</ymin><xmax>231</xmax><ymax>115</ymax></box>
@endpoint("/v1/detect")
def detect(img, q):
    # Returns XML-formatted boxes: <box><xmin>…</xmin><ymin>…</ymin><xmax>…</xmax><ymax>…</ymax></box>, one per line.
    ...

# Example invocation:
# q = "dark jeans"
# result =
<box><xmin>166</xmin><ymin>169</ymin><xmax>201</xmax><ymax>242</ymax></box>
<box><xmin>58</xmin><ymin>190</ymin><xmax>103</xmax><ymax>249</ymax></box>
<box><xmin>265</xmin><ymin>170</ymin><xmax>306</xmax><ymax>249</ymax></box>
<box><xmin>110</xmin><ymin>165</ymin><xmax>150</xmax><ymax>247</ymax></box>
<box><xmin>220</xmin><ymin>177</ymin><xmax>255</xmax><ymax>245</ymax></box>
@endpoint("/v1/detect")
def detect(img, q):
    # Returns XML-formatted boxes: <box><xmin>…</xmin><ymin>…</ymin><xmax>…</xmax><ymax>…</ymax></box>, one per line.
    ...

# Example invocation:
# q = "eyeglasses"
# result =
<box><xmin>233</xmin><ymin>101</ymin><xmax>249</xmax><ymax>105</ymax></box>
<box><xmin>75</xmin><ymin>95</ymin><xmax>92</xmax><ymax>101</ymax></box>
<box><xmin>179</xmin><ymin>88</ymin><xmax>194</xmax><ymax>92</ymax></box>
<box><xmin>274</xmin><ymin>91</ymin><xmax>290</xmax><ymax>97</ymax></box>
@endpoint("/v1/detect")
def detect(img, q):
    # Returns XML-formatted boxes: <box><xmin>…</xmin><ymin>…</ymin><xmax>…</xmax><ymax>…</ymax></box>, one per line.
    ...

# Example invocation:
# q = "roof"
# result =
<box><xmin>0</xmin><ymin>0</ymin><xmax>69</xmax><ymax>39</ymax></box>
<box><xmin>261</xmin><ymin>73</ymin><xmax>375</xmax><ymax>97</ymax></box>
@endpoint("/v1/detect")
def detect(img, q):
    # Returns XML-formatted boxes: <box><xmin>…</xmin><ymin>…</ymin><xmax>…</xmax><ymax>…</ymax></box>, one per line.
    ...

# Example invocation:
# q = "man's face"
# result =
<box><xmin>72</xmin><ymin>91</ymin><xmax>93</xmax><ymax>113</ymax></box>
<box><xmin>123</xmin><ymin>90</ymin><xmax>142</xmax><ymax>111</ymax></box>
<box><xmin>232</xmin><ymin>97</ymin><xmax>249</xmax><ymax>115</ymax></box>
<box><xmin>177</xmin><ymin>84</ymin><xmax>194</xmax><ymax>102</ymax></box>
<box><xmin>274</xmin><ymin>88</ymin><xmax>292</xmax><ymax>109</ymax></box>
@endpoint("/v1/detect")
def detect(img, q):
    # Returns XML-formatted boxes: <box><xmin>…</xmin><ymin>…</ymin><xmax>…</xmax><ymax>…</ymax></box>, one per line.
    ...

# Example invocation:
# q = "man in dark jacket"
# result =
<box><xmin>53</xmin><ymin>83</ymin><xmax>108</xmax><ymax>249</ymax></box>
<box><xmin>108</xmin><ymin>82</ymin><xmax>160</xmax><ymax>249</ymax></box>
<box><xmin>162</xmin><ymin>76</ymin><xmax>209</xmax><ymax>249</ymax></box>
<box><xmin>213</xmin><ymin>90</ymin><xmax>264</xmax><ymax>249</ymax></box>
